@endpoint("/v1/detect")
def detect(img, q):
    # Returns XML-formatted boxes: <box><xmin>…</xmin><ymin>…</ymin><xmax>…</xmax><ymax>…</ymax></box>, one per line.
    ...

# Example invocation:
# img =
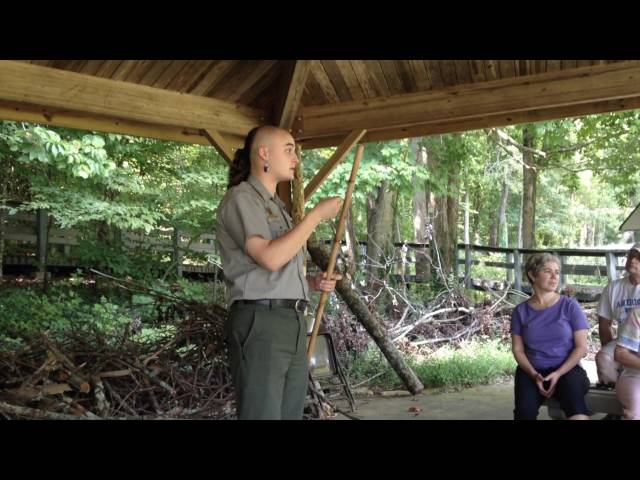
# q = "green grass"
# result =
<box><xmin>345</xmin><ymin>338</ymin><xmax>517</xmax><ymax>391</ymax></box>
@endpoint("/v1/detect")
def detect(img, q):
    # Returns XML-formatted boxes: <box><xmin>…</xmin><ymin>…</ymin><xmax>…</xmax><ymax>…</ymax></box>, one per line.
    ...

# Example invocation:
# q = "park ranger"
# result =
<box><xmin>216</xmin><ymin>125</ymin><xmax>342</xmax><ymax>420</ymax></box>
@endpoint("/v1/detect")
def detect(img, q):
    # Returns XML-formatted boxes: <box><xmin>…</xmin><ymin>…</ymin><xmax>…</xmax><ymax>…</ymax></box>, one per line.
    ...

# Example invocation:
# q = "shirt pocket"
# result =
<box><xmin>267</xmin><ymin>217</ymin><xmax>287</xmax><ymax>239</ymax></box>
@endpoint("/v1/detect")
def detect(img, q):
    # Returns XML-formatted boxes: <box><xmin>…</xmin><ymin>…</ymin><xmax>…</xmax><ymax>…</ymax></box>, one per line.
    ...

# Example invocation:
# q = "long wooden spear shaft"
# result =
<box><xmin>307</xmin><ymin>144</ymin><xmax>364</xmax><ymax>362</ymax></box>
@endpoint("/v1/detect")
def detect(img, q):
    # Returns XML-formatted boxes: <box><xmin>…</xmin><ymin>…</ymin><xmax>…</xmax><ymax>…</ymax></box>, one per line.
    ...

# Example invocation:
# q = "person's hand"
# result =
<box><xmin>542</xmin><ymin>371</ymin><xmax>561</xmax><ymax>397</ymax></box>
<box><xmin>313</xmin><ymin>271</ymin><xmax>343</xmax><ymax>293</ymax></box>
<box><xmin>312</xmin><ymin>197</ymin><xmax>343</xmax><ymax>221</ymax></box>
<box><xmin>533</xmin><ymin>372</ymin><xmax>553</xmax><ymax>398</ymax></box>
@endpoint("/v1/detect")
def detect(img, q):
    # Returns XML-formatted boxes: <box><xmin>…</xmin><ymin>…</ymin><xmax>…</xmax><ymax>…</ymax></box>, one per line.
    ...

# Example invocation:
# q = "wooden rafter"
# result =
<box><xmin>202</xmin><ymin>129</ymin><xmax>235</xmax><ymax>165</ymax></box>
<box><xmin>227</xmin><ymin>60</ymin><xmax>278</xmax><ymax>102</ymax></box>
<box><xmin>274</xmin><ymin>60</ymin><xmax>312</xmax><ymax>130</ymax></box>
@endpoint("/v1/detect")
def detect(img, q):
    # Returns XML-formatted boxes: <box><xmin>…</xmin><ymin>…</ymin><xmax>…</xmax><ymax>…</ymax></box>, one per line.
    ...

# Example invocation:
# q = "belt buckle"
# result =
<box><xmin>295</xmin><ymin>299</ymin><xmax>307</xmax><ymax>315</ymax></box>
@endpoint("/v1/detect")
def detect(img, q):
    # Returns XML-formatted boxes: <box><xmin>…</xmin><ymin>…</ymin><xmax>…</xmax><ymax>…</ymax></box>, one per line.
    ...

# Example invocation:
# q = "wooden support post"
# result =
<box><xmin>558</xmin><ymin>253</ymin><xmax>567</xmax><ymax>291</ymax></box>
<box><xmin>513</xmin><ymin>249</ymin><xmax>522</xmax><ymax>292</ymax></box>
<box><xmin>291</xmin><ymin>146</ymin><xmax>305</xmax><ymax>225</ymax></box>
<box><xmin>291</xmin><ymin>145</ymin><xmax>306</xmax><ymax>277</ymax></box>
<box><xmin>277</xmin><ymin>181</ymin><xmax>293</xmax><ymax>213</ymax></box>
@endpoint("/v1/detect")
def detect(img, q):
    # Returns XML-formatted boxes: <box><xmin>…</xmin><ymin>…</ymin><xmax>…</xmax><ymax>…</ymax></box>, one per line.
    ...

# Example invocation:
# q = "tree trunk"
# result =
<box><xmin>463</xmin><ymin>187</ymin><xmax>470</xmax><ymax>245</ymax></box>
<box><xmin>488</xmin><ymin>150</ymin><xmax>501</xmax><ymax>247</ymax></box>
<box><xmin>586</xmin><ymin>224</ymin><xmax>594</xmax><ymax>247</ymax></box>
<box><xmin>445</xmin><ymin>171</ymin><xmax>460</xmax><ymax>273</ymax></box>
<box><xmin>517</xmin><ymin>195</ymin><xmax>523</xmax><ymax>249</ymax></box>
<box><xmin>579</xmin><ymin>223</ymin><xmax>587</xmax><ymax>246</ymax></box>
<box><xmin>410</xmin><ymin>138</ymin><xmax>431</xmax><ymax>280</ymax></box>
<box><xmin>521</xmin><ymin>126</ymin><xmax>537</xmax><ymax>249</ymax></box>
<box><xmin>307</xmin><ymin>237</ymin><xmax>424</xmax><ymax>395</ymax></box>
<box><xmin>496</xmin><ymin>179</ymin><xmax>509</xmax><ymax>248</ymax></box>
<box><xmin>428</xmin><ymin>137</ymin><xmax>460</xmax><ymax>277</ymax></box>
<box><xmin>472</xmin><ymin>193</ymin><xmax>482</xmax><ymax>245</ymax></box>
<box><xmin>433</xmin><ymin>193</ymin><xmax>459</xmax><ymax>276</ymax></box>
<box><xmin>366</xmin><ymin>181</ymin><xmax>397</xmax><ymax>284</ymax></box>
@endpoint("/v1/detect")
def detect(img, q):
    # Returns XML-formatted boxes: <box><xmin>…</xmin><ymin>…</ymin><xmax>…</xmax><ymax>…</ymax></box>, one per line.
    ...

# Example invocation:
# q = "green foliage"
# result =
<box><xmin>4</xmin><ymin>124</ymin><xmax>114</xmax><ymax>179</ymax></box>
<box><xmin>75</xmin><ymin>239</ymin><xmax>166</xmax><ymax>281</ymax></box>
<box><xmin>0</xmin><ymin>120</ymin><xmax>227</xmax><ymax>280</ymax></box>
<box><xmin>302</xmin><ymin>140</ymin><xmax>430</xmax><ymax>239</ymax></box>
<box><xmin>413</xmin><ymin>339</ymin><xmax>516</xmax><ymax>388</ymax></box>
<box><xmin>0</xmin><ymin>287</ymin><xmax>133</xmax><ymax>351</ymax></box>
<box><xmin>344</xmin><ymin>338</ymin><xmax>516</xmax><ymax>390</ymax></box>
<box><xmin>0</xmin><ymin>276</ymin><xmax>217</xmax><ymax>352</ymax></box>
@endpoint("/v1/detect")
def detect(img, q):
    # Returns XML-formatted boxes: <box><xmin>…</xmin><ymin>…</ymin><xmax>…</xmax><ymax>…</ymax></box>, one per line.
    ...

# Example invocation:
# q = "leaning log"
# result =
<box><xmin>307</xmin><ymin>237</ymin><xmax>424</xmax><ymax>395</ymax></box>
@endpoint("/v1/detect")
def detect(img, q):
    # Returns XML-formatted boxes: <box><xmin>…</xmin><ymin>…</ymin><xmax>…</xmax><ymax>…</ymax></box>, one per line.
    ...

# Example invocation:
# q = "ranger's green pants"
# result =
<box><xmin>227</xmin><ymin>303</ymin><xmax>308</xmax><ymax>420</ymax></box>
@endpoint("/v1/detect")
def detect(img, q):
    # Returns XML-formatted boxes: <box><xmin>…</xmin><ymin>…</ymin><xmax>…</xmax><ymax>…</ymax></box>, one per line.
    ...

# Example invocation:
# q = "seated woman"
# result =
<box><xmin>511</xmin><ymin>252</ymin><xmax>590</xmax><ymax>420</ymax></box>
<box><xmin>614</xmin><ymin>308</ymin><xmax>640</xmax><ymax>420</ymax></box>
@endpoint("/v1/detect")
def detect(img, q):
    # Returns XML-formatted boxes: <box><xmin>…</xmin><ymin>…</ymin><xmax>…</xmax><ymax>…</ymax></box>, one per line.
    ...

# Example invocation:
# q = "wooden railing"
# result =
<box><xmin>341</xmin><ymin>241</ymin><xmax>628</xmax><ymax>298</ymax></box>
<box><xmin>455</xmin><ymin>243</ymin><xmax>627</xmax><ymax>288</ymax></box>
<box><xmin>3</xmin><ymin>211</ymin><xmax>630</xmax><ymax>289</ymax></box>
<box><xmin>2</xmin><ymin>210</ymin><xmax>218</xmax><ymax>275</ymax></box>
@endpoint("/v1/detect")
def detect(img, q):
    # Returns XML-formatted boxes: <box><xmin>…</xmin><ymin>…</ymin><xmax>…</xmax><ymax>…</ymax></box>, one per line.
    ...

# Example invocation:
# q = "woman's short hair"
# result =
<box><xmin>524</xmin><ymin>252</ymin><xmax>561</xmax><ymax>283</ymax></box>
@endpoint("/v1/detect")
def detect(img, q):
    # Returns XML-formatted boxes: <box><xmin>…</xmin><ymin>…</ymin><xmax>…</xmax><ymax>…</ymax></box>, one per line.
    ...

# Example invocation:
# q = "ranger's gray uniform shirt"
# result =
<box><xmin>217</xmin><ymin>175</ymin><xmax>309</xmax><ymax>306</ymax></box>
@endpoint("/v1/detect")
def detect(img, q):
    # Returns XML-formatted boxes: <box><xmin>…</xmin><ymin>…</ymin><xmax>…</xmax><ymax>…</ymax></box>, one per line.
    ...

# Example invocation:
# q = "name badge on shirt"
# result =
<box><xmin>265</xmin><ymin>207</ymin><xmax>279</xmax><ymax>221</ymax></box>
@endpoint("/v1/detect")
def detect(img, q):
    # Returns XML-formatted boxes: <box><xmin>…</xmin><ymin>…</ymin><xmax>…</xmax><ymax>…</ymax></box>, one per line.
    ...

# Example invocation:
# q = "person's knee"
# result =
<box><xmin>617</xmin><ymin>379</ymin><xmax>640</xmax><ymax>420</ymax></box>
<box><xmin>596</xmin><ymin>349</ymin><xmax>613</xmax><ymax>365</ymax></box>
<box><xmin>596</xmin><ymin>350</ymin><xmax>620</xmax><ymax>384</ymax></box>
<box><xmin>568</xmin><ymin>414</ymin><xmax>590</xmax><ymax>420</ymax></box>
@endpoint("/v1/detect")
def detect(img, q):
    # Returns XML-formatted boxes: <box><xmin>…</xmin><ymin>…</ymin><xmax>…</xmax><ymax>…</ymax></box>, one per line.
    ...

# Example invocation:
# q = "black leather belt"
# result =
<box><xmin>233</xmin><ymin>299</ymin><xmax>308</xmax><ymax>312</ymax></box>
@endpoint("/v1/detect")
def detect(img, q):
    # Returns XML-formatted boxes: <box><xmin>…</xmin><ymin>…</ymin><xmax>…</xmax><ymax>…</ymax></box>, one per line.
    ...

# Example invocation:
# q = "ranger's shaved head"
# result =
<box><xmin>251</xmin><ymin>126</ymin><xmax>294</xmax><ymax>160</ymax></box>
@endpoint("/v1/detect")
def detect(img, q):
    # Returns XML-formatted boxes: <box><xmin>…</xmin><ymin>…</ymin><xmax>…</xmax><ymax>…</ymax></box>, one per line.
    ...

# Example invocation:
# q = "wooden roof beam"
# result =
<box><xmin>298</xmin><ymin>61</ymin><xmax>640</xmax><ymax>143</ymax></box>
<box><xmin>0</xmin><ymin>60</ymin><xmax>266</xmax><ymax>138</ymax></box>
<box><xmin>300</xmin><ymin>95</ymin><xmax>640</xmax><ymax>149</ymax></box>
<box><xmin>0</xmin><ymin>99</ymin><xmax>245</xmax><ymax>149</ymax></box>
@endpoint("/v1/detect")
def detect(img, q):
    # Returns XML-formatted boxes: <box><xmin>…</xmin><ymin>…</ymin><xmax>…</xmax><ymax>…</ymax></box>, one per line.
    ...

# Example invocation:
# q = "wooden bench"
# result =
<box><xmin>545</xmin><ymin>384</ymin><xmax>623</xmax><ymax>419</ymax></box>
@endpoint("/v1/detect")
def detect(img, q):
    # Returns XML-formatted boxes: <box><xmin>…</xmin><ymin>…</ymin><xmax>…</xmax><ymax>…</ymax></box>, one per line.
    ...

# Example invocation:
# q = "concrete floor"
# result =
<box><xmin>335</xmin><ymin>381</ymin><xmax>544</xmax><ymax>420</ymax></box>
<box><xmin>332</xmin><ymin>360</ymin><xmax>606</xmax><ymax>420</ymax></box>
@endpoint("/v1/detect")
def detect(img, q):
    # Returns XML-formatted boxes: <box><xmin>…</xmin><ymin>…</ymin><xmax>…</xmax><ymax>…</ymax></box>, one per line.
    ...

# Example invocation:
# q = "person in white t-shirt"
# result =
<box><xmin>595</xmin><ymin>243</ymin><xmax>640</xmax><ymax>386</ymax></box>
<box><xmin>615</xmin><ymin>307</ymin><xmax>640</xmax><ymax>419</ymax></box>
